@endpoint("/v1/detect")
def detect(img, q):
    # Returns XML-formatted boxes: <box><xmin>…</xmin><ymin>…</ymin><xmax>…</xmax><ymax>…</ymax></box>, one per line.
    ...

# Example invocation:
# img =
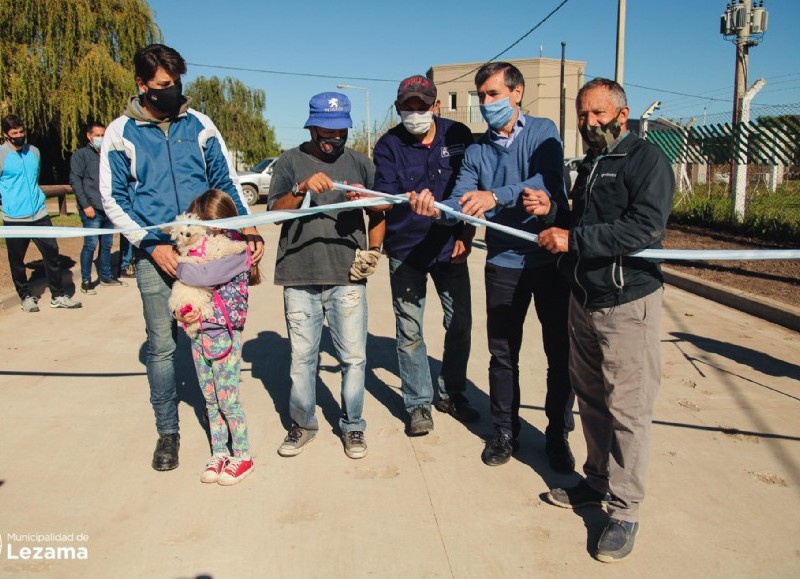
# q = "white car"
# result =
<box><xmin>237</xmin><ymin>157</ymin><xmax>279</xmax><ymax>206</ymax></box>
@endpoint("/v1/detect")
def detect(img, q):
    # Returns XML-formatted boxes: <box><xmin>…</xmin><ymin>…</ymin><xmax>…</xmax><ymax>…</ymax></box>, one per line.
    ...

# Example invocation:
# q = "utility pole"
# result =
<box><xmin>615</xmin><ymin>0</ymin><xmax>626</xmax><ymax>86</ymax></box>
<box><xmin>559</xmin><ymin>42</ymin><xmax>566</xmax><ymax>145</ymax></box>
<box><xmin>721</xmin><ymin>1</ymin><xmax>768</xmax><ymax>213</ymax></box>
<box><xmin>721</xmin><ymin>0</ymin><xmax>768</xmax><ymax>124</ymax></box>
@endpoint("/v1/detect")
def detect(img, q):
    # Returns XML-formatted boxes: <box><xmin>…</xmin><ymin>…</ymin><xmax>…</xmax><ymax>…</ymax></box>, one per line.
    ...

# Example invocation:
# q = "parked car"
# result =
<box><xmin>238</xmin><ymin>157</ymin><xmax>279</xmax><ymax>205</ymax></box>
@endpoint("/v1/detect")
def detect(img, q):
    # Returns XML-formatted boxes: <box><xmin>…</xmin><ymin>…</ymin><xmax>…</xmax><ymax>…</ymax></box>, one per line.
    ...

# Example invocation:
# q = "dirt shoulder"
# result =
<box><xmin>664</xmin><ymin>224</ymin><xmax>800</xmax><ymax>308</ymax></box>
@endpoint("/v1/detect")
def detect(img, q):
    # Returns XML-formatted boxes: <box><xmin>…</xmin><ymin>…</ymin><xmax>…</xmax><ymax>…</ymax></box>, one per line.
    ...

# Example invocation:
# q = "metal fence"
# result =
<box><xmin>645</xmin><ymin>103</ymin><xmax>800</xmax><ymax>181</ymax></box>
<box><xmin>644</xmin><ymin>104</ymin><xmax>800</xmax><ymax>227</ymax></box>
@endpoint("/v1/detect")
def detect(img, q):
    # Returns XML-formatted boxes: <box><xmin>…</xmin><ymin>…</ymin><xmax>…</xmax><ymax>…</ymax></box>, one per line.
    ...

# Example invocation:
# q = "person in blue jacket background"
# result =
<box><xmin>1</xmin><ymin>114</ymin><xmax>82</xmax><ymax>312</ymax></box>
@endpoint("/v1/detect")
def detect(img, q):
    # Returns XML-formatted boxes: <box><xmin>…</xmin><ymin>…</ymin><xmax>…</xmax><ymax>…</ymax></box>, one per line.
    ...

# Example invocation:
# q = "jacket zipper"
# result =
<box><xmin>572</xmin><ymin>158</ymin><xmax>603</xmax><ymax>307</ymax></box>
<box><xmin>162</xmin><ymin>125</ymin><xmax>181</xmax><ymax>209</ymax></box>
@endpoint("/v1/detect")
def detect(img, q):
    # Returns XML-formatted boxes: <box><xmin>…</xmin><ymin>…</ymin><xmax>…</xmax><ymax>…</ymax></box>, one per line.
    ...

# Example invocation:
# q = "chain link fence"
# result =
<box><xmin>643</xmin><ymin>104</ymin><xmax>800</xmax><ymax>240</ymax></box>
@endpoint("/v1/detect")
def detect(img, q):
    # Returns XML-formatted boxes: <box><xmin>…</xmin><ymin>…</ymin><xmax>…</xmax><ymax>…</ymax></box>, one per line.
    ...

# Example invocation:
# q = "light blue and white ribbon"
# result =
<box><xmin>2</xmin><ymin>182</ymin><xmax>799</xmax><ymax>261</ymax></box>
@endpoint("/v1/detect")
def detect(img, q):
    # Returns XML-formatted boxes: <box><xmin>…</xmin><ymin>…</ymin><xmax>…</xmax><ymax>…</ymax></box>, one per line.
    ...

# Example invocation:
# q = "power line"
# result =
<box><xmin>186</xmin><ymin>62</ymin><xmax>399</xmax><ymax>83</ymax></box>
<box><xmin>437</xmin><ymin>0</ymin><xmax>571</xmax><ymax>85</ymax></box>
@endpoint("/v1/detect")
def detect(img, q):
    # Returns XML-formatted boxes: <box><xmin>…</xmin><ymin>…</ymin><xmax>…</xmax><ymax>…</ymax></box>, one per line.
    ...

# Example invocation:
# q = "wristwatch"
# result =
<box><xmin>291</xmin><ymin>183</ymin><xmax>305</xmax><ymax>197</ymax></box>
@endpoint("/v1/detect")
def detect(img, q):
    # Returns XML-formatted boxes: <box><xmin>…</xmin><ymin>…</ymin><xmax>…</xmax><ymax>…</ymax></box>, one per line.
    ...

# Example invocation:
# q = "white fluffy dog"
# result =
<box><xmin>163</xmin><ymin>213</ymin><xmax>247</xmax><ymax>337</ymax></box>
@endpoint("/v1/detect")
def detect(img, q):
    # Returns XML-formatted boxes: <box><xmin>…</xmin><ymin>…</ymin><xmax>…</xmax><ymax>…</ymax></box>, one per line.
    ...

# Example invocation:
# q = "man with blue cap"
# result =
<box><xmin>269</xmin><ymin>92</ymin><xmax>384</xmax><ymax>460</ymax></box>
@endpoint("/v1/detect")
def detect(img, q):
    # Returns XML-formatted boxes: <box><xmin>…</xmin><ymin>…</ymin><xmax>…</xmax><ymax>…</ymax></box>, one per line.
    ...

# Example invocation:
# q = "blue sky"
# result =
<box><xmin>148</xmin><ymin>0</ymin><xmax>799</xmax><ymax>151</ymax></box>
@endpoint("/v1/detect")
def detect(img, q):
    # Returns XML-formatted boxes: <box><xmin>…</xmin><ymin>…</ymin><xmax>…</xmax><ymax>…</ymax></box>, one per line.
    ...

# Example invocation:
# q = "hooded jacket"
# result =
<box><xmin>557</xmin><ymin>132</ymin><xmax>675</xmax><ymax>308</ymax></box>
<box><xmin>100</xmin><ymin>96</ymin><xmax>249</xmax><ymax>253</ymax></box>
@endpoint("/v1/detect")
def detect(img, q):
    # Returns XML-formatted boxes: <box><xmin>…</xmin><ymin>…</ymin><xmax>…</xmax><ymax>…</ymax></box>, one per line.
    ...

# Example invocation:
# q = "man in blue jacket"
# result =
<box><xmin>540</xmin><ymin>78</ymin><xmax>675</xmax><ymax>563</ymax></box>
<box><xmin>373</xmin><ymin>75</ymin><xmax>479</xmax><ymax>436</ymax></box>
<box><xmin>409</xmin><ymin>62</ymin><xmax>575</xmax><ymax>473</ymax></box>
<box><xmin>100</xmin><ymin>44</ymin><xmax>263</xmax><ymax>472</ymax></box>
<box><xmin>1</xmin><ymin>114</ymin><xmax>82</xmax><ymax>312</ymax></box>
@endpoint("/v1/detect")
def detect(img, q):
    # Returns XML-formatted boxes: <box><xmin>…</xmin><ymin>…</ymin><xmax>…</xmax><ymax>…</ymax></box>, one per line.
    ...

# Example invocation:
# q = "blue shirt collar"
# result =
<box><xmin>489</xmin><ymin>109</ymin><xmax>525</xmax><ymax>148</ymax></box>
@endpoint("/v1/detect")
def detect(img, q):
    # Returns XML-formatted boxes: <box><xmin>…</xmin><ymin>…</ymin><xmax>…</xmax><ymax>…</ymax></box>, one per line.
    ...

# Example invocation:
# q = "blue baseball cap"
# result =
<box><xmin>304</xmin><ymin>92</ymin><xmax>353</xmax><ymax>129</ymax></box>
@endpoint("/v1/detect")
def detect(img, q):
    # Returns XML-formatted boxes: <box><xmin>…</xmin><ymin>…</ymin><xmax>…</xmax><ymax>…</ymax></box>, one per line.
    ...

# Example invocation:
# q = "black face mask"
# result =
<box><xmin>8</xmin><ymin>135</ymin><xmax>25</xmax><ymax>147</ymax></box>
<box><xmin>142</xmin><ymin>82</ymin><xmax>183</xmax><ymax>116</ymax></box>
<box><xmin>313</xmin><ymin>132</ymin><xmax>347</xmax><ymax>160</ymax></box>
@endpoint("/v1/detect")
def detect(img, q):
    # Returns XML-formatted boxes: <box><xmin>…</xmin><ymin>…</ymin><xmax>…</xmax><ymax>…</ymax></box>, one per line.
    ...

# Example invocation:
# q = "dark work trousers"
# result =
<box><xmin>485</xmin><ymin>262</ymin><xmax>574</xmax><ymax>440</ymax></box>
<box><xmin>3</xmin><ymin>216</ymin><xmax>65</xmax><ymax>299</ymax></box>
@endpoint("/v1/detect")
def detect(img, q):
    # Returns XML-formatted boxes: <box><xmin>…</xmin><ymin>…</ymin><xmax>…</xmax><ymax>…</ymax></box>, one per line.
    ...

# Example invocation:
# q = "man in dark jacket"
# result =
<box><xmin>372</xmin><ymin>75</ymin><xmax>479</xmax><ymax>436</ymax></box>
<box><xmin>70</xmin><ymin>121</ymin><xmax>127</xmax><ymax>294</ymax></box>
<box><xmin>537</xmin><ymin>78</ymin><xmax>675</xmax><ymax>563</ymax></box>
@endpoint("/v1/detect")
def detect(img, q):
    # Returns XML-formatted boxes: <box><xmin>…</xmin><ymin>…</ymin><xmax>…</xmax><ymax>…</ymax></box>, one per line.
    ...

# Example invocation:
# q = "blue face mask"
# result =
<box><xmin>480</xmin><ymin>97</ymin><xmax>515</xmax><ymax>130</ymax></box>
<box><xmin>91</xmin><ymin>137</ymin><xmax>103</xmax><ymax>150</ymax></box>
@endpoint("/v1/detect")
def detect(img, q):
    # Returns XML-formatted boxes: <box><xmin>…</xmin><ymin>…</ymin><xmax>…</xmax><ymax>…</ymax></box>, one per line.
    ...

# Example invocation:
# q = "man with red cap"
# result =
<box><xmin>372</xmin><ymin>75</ymin><xmax>479</xmax><ymax>437</ymax></box>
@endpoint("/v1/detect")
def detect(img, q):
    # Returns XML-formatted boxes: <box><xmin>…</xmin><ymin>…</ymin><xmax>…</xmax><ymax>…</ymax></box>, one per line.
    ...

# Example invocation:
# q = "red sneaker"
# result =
<box><xmin>218</xmin><ymin>456</ymin><xmax>254</xmax><ymax>485</ymax></box>
<box><xmin>200</xmin><ymin>454</ymin><xmax>228</xmax><ymax>484</ymax></box>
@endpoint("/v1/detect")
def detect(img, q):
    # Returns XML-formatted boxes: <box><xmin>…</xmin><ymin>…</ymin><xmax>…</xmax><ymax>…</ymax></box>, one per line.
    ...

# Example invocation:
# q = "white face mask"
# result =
<box><xmin>400</xmin><ymin>111</ymin><xmax>434</xmax><ymax>135</ymax></box>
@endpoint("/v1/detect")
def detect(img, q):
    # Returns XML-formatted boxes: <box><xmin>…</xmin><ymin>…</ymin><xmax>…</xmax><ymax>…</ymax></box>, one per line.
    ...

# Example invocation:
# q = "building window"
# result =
<box><xmin>449</xmin><ymin>92</ymin><xmax>457</xmax><ymax>111</ymax></box>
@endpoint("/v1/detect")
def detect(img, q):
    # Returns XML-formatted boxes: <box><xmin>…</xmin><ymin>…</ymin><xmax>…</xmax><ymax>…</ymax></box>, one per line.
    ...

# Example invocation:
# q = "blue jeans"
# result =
<box><xmin>284</xmin><ymin>285</ymin><xmax>368</xmax><ymax>433</ymax></box>
<box><xmin>119</xmin><ymin>235</ymin><xmax>133</xmax><ymax>270</ymax></box>
<box><xmin>389</xmin><ymin>258</ymin><xmax>472</xmax><ymax>413</ymax></box>
<box><xmin>136</xmin><ymin>253</ymin><xmax>179</xmax><ymax>434</ymax></box>
<box><xmin>79</xmin><ymin>210</ymin><xmax>113</xmax><ymax>282</ymax></box>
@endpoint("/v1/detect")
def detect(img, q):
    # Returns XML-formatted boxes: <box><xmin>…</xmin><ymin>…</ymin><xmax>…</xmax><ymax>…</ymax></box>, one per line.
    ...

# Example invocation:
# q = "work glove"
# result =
<box><xmin>349</xmin><ymin>249</ymin><xmax>382</xmax><ymax>281</ymax></box>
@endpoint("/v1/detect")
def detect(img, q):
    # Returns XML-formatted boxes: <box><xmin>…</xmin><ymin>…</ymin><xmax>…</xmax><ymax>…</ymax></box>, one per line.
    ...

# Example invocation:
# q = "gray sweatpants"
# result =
<box><xmin>568</xmin><ymin>288</ymin><xmax>663</xmax><ymax>523</ymax></box>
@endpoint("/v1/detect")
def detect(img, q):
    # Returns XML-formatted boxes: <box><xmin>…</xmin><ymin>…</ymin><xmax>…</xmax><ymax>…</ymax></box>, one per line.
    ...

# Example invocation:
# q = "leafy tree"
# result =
<box><xmin>185</xmin><ymin>76</ymin><xmax>281</xmax><ymax>167</ymax></box>
<box><xmin>0</xmin><ymin>0</ymin><xmax>160</xmax><ymax>181</ymax></box>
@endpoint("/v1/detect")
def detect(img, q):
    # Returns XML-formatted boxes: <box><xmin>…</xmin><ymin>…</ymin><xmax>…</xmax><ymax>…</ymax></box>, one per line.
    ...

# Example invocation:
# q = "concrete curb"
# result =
<box><xmin>663</xmin><ymin>266</ymin><xmax>800</xmax><ymax>333</ymax></box>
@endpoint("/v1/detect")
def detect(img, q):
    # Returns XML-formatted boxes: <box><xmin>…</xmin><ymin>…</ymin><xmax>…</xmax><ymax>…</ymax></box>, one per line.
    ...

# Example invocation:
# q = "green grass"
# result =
<box><xmin>670</xmin><ymin>180</ymin><xmax>800</xmax><ymax>244</ymax></box>
<box><xmin>50</xmin><ymin>212</ymin><xmax>82</xmax><ymax>227</ymax></box>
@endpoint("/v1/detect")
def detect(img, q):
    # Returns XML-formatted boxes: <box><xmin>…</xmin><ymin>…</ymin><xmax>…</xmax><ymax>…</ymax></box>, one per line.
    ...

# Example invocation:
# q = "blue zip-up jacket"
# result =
<box><xmin>441</xmin><ymin>115</ymin><xmax>567</xmax><ymax>269</ymax></box>
<box><xmin>100</xmin><ymin>97</ymin><xmax>249</xmax><ymax>253</ymax></box>
<box><xmin>373</xmin><ymin>116</ymin><xmax>473</xmax><ymax>268</ymax></box>
<box><xmin>0</xmin><ymin>142</ymin><xmax>47</xmax><ymax>219</ymax></box>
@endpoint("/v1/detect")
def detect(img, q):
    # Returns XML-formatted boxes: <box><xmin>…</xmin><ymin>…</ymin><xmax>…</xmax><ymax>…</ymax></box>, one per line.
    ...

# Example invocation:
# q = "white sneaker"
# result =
<box><xmin>50</xmin><ymin>295</ymin><xmax>82</xmax><ymax>309</ymax></box>
<box><xmin>21</xmin><ymin>296</ymin><xmax>40</xmax><ymax>312</ymax></box>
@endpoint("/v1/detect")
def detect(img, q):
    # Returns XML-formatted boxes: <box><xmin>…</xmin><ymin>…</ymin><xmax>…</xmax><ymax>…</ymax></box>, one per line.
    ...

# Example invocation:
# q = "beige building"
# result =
<box><xmin>428</xmin><ymin>57</ymin><xmax>586</xmax><ymax>158</ymax></box>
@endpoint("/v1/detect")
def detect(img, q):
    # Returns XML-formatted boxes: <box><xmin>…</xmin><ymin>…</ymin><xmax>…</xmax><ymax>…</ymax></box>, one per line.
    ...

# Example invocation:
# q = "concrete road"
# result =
<box><xmin>1</xmin><ymin>223</ymin><xmax>798</xmax><ymax>578</ymax></box>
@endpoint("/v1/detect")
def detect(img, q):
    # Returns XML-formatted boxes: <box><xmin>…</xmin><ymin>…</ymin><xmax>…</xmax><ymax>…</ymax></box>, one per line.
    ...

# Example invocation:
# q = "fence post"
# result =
<box><xmin>731</xmin><ymin>78</ymin><xmax>766</xmax><ymax>221</ymax></box>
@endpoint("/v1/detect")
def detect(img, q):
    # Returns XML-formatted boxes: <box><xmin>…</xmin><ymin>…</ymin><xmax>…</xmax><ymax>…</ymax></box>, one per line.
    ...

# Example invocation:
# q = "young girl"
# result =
<box><xmin>175</xmin><ymin>189</ymin><xmax>261</xmax><ymax>485</ymax></box>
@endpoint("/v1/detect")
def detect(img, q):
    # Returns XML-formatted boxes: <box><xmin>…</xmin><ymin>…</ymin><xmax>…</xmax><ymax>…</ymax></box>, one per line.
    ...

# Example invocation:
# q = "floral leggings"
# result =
<box><xmin>191</xmin><ymin>330</ymin><xmax>250</xmax><ymax>457</ymax></box>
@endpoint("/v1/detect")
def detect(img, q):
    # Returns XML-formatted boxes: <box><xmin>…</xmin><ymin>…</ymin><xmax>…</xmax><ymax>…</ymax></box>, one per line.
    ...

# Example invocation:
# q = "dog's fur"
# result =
<box><xmin>163</xmin><ymin>213</ymin><xmax>247</xmax><ymax>337</ymax></box>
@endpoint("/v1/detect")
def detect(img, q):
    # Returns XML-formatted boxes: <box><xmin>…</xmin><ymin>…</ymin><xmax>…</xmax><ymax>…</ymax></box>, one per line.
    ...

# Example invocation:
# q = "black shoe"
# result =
<box><xmin>545</xmin><ymin>434</ymin><xmax>575</xmax><ymax>474</ymax></box>
<box><xmin>407</xmin><ymin>405</ymin><xmax>434</xmax><ymax>436</ymax></box>
<box><xmin>434</xmin><ymin>393</ymin><xmax>480</xmax><ymax>423</ymax></box>
<box><xmin>152</xmin><ymin>433</ymin><xmax>180</xmax><ymax>471</ymax></box>
<box><xmin>481</xmin><ymin>431</ymin><xmax>518</xmax><ymax>466</ymax></box>
<box><xmin>595</xmin><ymin>519</ymin><xmax>639</xmax><ymax>563</ymax></box>
<box><xmin>80</xmin><ymin>281</ymin><xmax>97</xmax><ymax>295</ymax></box>
<box><xmin>546</xmin><ymin>480</ymin><xmax>607</xmax><ymax>509</ymax></box>
<box><xmin>100</xmin><ymin>277</ymin><xmax>128</xmax><ymax>287</ymax></box>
